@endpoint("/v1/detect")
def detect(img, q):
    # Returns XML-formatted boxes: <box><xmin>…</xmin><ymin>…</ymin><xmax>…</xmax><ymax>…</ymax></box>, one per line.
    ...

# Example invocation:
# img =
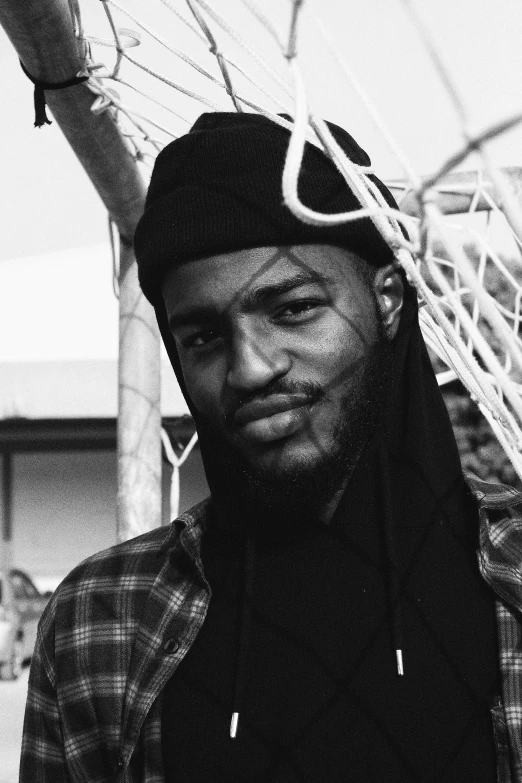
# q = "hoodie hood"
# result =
<box><xmin>147</xmin><ymin>112</ymin><xmax>465</xmax><ymax>610</ymax></box>
<box><xmin>138</xmin><ymin>112</ymin><xmax>467</xmax><ymax>739</ymax></box>
<box><xmin>157</xmin><ymin>277</ymin><xmax>472</xmax><ymax>744</ymax></box>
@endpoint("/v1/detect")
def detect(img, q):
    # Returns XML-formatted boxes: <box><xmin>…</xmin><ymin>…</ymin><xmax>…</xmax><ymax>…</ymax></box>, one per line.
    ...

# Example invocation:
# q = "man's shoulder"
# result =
<box><xmin>464</xmin><ymin>469</ymin><xmax>522</xmax><ymax>511</ymax></box>
<box><xmin>55</xmin><ymin>497</ymin><xmax>211</xmax><ymax>597</ymax></box>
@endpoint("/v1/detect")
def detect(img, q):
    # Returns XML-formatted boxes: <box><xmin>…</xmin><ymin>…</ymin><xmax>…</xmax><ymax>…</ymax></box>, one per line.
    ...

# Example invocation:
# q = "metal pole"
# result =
<box><xmin>1</xmin><ymin>453</ymin><xmax>13</xmax><ymax>573</ymax></box>
<box><xmin>386</xmin><ymin>167</ymin><xmax>522</xmax><ymax>217</ymax></box>
<box><xmin>0</xmin><ymin>0</ymin><xmax>162</xmax><ymax>540</ymax></box>
<box><xmin>117</xmin><ymin>242</ymin><xmax>162</xmax><ymax>541</ymax></box>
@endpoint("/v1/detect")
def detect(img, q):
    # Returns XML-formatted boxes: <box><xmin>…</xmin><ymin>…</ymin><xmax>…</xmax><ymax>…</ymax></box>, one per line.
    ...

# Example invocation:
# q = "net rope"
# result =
<box><xmin>161</xmin><ymin>428</ymin><xmax>199</xmax><ymax>519</ymax></box>
<box><xmin>67</xmin><ymin>0</ymin><xmax>522</xmax><ymax>502</ymax></box>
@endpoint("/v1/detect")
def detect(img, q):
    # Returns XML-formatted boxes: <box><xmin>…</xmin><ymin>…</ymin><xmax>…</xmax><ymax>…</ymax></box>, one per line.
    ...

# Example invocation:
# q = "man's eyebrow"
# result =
<box><xmin>168</xmin><ymin>305</ymin><xmax>218</xmax><ymax>332</ymax></box>
<box><xmin>241</xmin><ymin>269</ymin><xmax>331</xmax><ymax>312</ymax></box>
<box><xmin>167</xmin><ymin>269</ymin><xmax>331</xmax><ymax>331</ymax></box>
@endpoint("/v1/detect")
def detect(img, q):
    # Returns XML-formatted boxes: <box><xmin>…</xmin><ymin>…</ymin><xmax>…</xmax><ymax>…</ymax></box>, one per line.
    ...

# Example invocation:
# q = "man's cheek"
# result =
<box><xmin>182</xmin><ymin>366</ymin><xmax>213</xmax><ymax>409</ymax></box>
<box><xmin>190</xmin><ymin>387</ymin><xmax>224</xmax><ymax>428</ymax></box>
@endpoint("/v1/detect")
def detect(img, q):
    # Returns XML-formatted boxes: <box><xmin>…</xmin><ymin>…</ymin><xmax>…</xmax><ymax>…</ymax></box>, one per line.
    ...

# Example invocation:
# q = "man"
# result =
<box><xmin>20</xmin><ymin>113</ymin><xmax>522</xmax><ymax>782</ymax></box>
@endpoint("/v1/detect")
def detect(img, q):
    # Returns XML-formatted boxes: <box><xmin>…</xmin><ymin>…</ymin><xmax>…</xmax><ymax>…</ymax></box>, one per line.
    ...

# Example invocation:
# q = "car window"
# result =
<box><xmin>10</xmin><ymin>573</ymin><xmax>27</xmax><ymax>600</ymax></box>
<box><xmin>20</xmin><ymin>573</ymin><xmax>38</xmax><ymax>598</ymax></box>
<box><xmin>11</xmin><ymin>572</ymin><xmax>39</xmax><ymax>600</ymax></box>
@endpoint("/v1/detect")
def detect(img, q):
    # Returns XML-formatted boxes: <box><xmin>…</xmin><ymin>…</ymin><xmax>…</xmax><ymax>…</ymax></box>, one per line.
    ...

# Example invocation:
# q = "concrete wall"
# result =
<box><xmin>8</xmin><ymin>447</ymin><xmax>209</xmax><ymax>591</ymax></box>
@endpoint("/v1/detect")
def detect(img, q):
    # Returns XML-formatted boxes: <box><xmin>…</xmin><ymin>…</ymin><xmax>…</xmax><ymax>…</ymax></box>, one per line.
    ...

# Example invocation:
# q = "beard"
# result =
<box><xmin>196</xmin><ymin>319</ymin><xmax>394</xmax><ymax>535</ymax></box>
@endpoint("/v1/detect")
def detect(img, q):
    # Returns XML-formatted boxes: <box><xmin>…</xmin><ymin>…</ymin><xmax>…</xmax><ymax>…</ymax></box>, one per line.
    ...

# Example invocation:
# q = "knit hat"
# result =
<box><xmin>134</xmin><ymin>112</ymin><xmax>399</xmax><ymax>305</ymax></box>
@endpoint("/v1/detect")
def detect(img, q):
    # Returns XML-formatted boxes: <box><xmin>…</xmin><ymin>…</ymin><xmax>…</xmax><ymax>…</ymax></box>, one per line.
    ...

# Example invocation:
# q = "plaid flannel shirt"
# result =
<box><xmin>19</xmin><ymin>472</ymin><xmax>522</xmax><ymax>783</ymax></box>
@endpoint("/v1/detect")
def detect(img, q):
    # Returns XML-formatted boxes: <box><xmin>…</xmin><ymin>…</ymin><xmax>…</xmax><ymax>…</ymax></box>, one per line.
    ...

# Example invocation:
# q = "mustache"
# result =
<box><xmin>224</xmin><ymin>379</ymin><xmax>326</xmax><ymax>424</ymax></box>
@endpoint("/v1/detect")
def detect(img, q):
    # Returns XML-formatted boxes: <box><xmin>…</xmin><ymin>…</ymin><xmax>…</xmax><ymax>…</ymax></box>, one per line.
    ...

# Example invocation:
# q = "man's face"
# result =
<box><xmin>162</xmin><ymin>244</ymin><xmax>392</xmax><ymax>491</ymax></box>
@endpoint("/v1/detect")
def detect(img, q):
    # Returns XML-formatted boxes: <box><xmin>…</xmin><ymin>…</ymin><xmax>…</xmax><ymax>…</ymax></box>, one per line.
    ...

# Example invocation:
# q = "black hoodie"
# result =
<box><xmin>158</xmin><ymin>276</ymin><xmax>499</xmax><ymax>782</ymax></box>
<box><xmin>133</xmin><ymin>112</ymin><xmax>500</xmax><ymax>781</ymax></box>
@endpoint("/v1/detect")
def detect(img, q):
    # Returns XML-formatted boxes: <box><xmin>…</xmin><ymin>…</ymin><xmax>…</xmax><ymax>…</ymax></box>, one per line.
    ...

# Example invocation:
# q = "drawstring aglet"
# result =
<box><xmin>396</xmin><ymin>649</ymin><xmax>404</xmax><ymax>676</ymax></box>
<box><xmin>230</xmin><ymin>712</ymin><xmax>239</xmax><ymax>739</ymax></box>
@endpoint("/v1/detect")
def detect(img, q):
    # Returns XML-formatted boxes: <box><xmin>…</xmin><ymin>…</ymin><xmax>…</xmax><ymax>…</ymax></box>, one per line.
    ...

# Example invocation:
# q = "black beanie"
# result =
<box><xmin>134</xmin><ymin>112</ymin><xmax>399</xmax><ymax>305</ymax></box>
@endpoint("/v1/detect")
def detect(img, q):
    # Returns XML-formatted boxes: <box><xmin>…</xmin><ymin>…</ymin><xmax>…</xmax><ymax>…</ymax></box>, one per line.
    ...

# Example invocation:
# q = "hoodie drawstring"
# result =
<box><xmin>229</xmin><ymin>437</ymin><xmax>403</xmax><ymax>741</ymax></box>
<box><xmin>378</xmin><ymin>438</ymin><xmax>404</xmax><ymax>676</ymax></box>
<box><xmin>230</xmin><ymin>536</ymin><xmax>256</xmax><ymax>738</ymax></box>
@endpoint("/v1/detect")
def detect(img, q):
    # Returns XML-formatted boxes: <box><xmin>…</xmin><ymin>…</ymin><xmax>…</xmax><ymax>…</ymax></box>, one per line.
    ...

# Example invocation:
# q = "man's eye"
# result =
<box><xmin>184</xmin><ymin>329</ymin><xmax>219</xmax><ymax>348</ymax></box>
<box><xmin>278</xmin><ymin>300</ymin><xmax>319</xmax><ymax>319</ymax></box>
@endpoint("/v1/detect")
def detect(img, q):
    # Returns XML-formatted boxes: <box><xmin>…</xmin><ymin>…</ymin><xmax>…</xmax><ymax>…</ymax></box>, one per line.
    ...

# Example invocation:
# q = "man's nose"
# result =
<box><xmin>226</xmin><ymin>325</ymin><xmax>291</xmax><ymax>393</ymax></box>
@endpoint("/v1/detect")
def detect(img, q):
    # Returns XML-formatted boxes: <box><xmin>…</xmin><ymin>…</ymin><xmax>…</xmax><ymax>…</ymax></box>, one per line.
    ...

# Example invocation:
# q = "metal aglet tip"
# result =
<box><xmin>230</xmin><ymin>712</ymin><xmax>239</xmax><ymax>739</ymax></box>
<box><xmin>396</xmin><ymin>649</ymin><xmax>404</xmax><ymax>676</ymax></box>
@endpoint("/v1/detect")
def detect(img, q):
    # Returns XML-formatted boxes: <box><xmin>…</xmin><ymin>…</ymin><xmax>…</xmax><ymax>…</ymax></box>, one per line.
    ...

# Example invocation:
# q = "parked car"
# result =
<box><xmin>0</xmin><ymin>569</ymin><xmax>51</xmax><ymax>680</ymax></box>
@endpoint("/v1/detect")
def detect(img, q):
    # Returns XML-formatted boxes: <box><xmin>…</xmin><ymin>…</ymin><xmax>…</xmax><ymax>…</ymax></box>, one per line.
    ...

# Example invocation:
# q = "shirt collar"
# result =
<box><xmin>464</xmin><ymin>470</ymin><xmax>522</xmax><ymax>510</ymax></box>
<box><xmin>157</xmin><ymin>497</ymin><xmax>211</xmax><ymax>559</ymax></box>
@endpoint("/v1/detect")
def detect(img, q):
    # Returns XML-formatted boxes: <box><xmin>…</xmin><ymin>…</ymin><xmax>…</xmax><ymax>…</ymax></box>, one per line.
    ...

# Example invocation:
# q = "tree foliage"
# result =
<box><xmin>425</xmin><ymin>242</ymin><xmax>522</xmax><ymax>489</ymax></box>
<box><xmin>442</xmin><ymin>385</ymin><xmax>520</xmax><ymax>487</ymax></box>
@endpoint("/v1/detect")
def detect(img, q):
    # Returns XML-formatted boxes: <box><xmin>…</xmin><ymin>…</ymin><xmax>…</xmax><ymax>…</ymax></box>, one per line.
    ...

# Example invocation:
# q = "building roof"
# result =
<box><xmin>1</xmin><ymin>243</ymin><xmax>190</xmax><ymax>419</ymax></box>
<box><xmin>0</xmin><ymin>416</ymin><xmax>196</xmax><ymax>453</ymax></box>
<box><xmin>0</xmin><ymin>359</ymin><xmax>189</xmax><ymax>419</ymax></box>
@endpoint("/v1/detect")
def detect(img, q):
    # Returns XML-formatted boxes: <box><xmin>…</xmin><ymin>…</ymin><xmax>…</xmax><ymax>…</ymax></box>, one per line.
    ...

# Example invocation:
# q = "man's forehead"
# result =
<box><xmin>162</xmin><ymin>244</ymin><xmax>365</xmax><ymax>307</ymax></box>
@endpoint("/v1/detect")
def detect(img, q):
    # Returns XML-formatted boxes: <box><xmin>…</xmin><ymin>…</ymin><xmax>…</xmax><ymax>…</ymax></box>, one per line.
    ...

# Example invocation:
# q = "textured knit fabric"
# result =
<box><xmin>18</xmin><ymin>474</ymin><xmax>522</xmax><ymax>783</ymax></box>
<box><xmin>134</xmin><ymin>112</ymin><xmax>398</xmax><ymax>306</ymax></box>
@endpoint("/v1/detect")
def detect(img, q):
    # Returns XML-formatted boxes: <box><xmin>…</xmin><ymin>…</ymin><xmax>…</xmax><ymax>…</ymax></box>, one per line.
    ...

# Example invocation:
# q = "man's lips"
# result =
<box><xmin>232</xmin><ymin>394</ymin><xmax>314</xmax><ymax>443</ymax></box>
<box><xmin>233</xmin><ymin>394</ymin><xmax>313</xmax><ymax>427</ymax></box>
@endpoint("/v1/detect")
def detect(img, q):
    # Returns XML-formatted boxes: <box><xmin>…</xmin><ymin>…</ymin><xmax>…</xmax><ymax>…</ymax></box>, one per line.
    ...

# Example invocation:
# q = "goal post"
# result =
<box><xmin>0</xmin><ymin>0</ymin><xmax>162</xmax><ymax>542</ymax></box>
<box><xmin>388</xmin><ymin>168</ymin><xmax>522</xmax><ymax>218</ymax></box>
<box><xmin>2</xmin><ymin>0</ymin><xmax>522</xmax><ymax>535</ymax></box>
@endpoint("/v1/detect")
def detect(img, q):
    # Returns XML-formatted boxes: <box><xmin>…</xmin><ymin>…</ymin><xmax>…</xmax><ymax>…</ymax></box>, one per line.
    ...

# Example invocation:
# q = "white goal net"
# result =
<box><xmin>59</xmin><ymin>0</ymin><xmax>522</xmax><ymax>484</ymax></box>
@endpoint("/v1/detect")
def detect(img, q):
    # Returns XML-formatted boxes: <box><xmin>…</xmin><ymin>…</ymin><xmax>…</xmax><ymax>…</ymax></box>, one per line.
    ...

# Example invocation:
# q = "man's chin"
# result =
<box><xmin>237</xmin><ymin>437</ymin><xmax>326</xmax><ymax>480</ymax></box>
<box><xmin>231</xmin><ymin>432</ymin><xmax>352</xmax><ymax>519</ymax></box>
<box><xmin>199</xmin><ymin>423</ymin><xmax>339</xmax><ymax>522</ymax></box>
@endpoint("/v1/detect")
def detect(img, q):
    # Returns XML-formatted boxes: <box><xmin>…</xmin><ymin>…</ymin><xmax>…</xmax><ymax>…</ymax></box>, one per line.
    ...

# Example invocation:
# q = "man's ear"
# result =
<box><xmin>374</xmin><ymin>264</ymin><xmax>404</xmax><ymax>340</ymax></box>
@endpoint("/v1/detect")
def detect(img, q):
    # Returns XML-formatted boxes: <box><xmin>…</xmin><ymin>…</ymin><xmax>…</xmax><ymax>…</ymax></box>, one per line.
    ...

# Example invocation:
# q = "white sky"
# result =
<box><xmin>0</xmin><ymin>244</ymin><xmax>118</xmax><ymax>361</ymax></box>
<box><xmin>1</xmin><ymin>0</ymin><xmax>522</xmax><ymax>361</ymax></box>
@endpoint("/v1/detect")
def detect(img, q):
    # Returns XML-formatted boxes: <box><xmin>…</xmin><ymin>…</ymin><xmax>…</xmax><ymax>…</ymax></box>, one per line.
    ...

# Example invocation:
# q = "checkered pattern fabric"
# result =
<box><xmin>19</xmin><ymin>476</ymin><xmax>522</xmax><ymax>782</ymax></box>
<box><xmin>472</xmin><ymin>475</ymin><xmax>522</xmax><ymax>781</ymax></box>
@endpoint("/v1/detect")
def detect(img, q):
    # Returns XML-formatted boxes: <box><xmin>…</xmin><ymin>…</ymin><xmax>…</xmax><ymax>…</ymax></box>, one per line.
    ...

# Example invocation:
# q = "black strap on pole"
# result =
<box><xmin>20</xmin><ymin>60</ymin><xmax>89</xmax><ymax>128</ymax></box>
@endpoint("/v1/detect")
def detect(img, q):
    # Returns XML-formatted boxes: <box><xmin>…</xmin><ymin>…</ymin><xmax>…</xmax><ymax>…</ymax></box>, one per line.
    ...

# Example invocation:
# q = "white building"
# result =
<box><xmin>0</xmin><ymin>245</ymin><xmax>208</xmax><ymax>592</ymax></box>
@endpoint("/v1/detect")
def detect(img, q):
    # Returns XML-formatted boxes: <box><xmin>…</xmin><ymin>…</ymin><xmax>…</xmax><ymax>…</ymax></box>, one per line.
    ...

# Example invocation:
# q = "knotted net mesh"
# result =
<box><xmin>68</xmin><ymin>0</ymin><xmax>522</xmax><ymax>484</ymax></box>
